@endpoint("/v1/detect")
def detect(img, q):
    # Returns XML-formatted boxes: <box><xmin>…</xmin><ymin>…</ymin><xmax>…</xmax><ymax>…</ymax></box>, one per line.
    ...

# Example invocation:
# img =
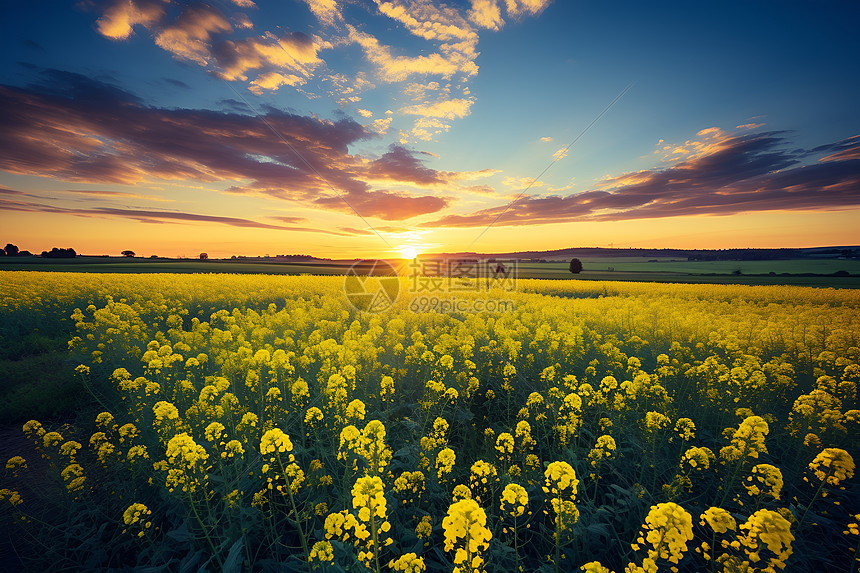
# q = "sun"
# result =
<box><xmin>398</xmin><ymin>245</ymin><xmax>420</xmax><ymax>259</ymax></box>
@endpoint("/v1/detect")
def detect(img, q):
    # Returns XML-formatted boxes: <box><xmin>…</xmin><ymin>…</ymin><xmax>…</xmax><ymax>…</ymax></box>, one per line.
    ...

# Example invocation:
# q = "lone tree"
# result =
<box><xmin>569</xmin><ymin>258</ymin><xmax>583</xmax><ymax>274</ymax></box>
<box><xmin>121</xmin><ymin>250</ymin><xmax>135</xmax><ymax>257</ymax></box>
<box><xmin>4</xmin><ymin>243</ymin><xmax>19</xmax><ymax>256</ymax></box>
<box><xmin>199</xmin><ymin>252</ymin><xmax>208</xmax><ymax>260</ymax></box>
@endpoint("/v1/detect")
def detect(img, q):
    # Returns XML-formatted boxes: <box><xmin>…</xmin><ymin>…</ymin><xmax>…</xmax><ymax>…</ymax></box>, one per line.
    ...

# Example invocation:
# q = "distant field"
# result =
<box><xmin>1</xmin><ymin>255</ymin><xmax>858</xmax><ymax>287</ymax></box>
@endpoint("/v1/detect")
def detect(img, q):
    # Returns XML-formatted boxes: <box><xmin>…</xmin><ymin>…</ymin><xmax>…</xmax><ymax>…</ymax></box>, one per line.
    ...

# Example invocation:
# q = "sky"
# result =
<box><xmin>1</xmin><ymin>0</ymin><xmax>859</xmax><ymax>259</ymax></box>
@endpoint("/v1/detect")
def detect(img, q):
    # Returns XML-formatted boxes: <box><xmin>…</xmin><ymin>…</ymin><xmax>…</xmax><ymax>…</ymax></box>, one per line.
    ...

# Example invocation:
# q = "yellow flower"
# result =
<box><xmin>745</xmin><ymin>464</ymin><xmax>783</xmax><ymax>500</ymax></box>
<box><xmin>308</xmin><ymin>540</ymin><xmax>334</xmax><ymax>564</ymax></box>
<box><xmin>588</xmin><ymin>435</ymin><xmax>617</xmax><ymax>468</ymax></box>
<box><xmin>204</xmin><ymin>422</ymin><xmax>225</xmax><ymax>443</ymax></box>
<box><xmin>415</xmin><ymin>515</ymin><xmax>433</xmax><ymax>539</ymax></box>
<box><xmin>0</xmin><ymin>489</ymin><xmax>23</xmax><ymax>506</ymax></box>
<box><xmin>43</xmin><ymin>431</ymin><xmax>64</xmax><ymax>449</ymax></box>
<box><xmin>389</xmin><ymin>552</ymin><xmax>426</xmax><ymax>573</ymax></box>
<box><xmin>166</xmin><ymin>433</ymin><xmax>208</xmax><ymax>468</ymax></box>
<box><xmin>700</xmin><ymin>506</ymin><xmax>736</xmax><ymax>534</ymax></box>
<box><xmin>123</xmin><ymin>502</ymin><xmax>151</xmax><ymax>526</ymax></box>
<box><xmin>738</xmin><ymin>509</ymin><xmax>794</xmax><ymax>570</ymax></box>
<box><xmin>436</xmin><ymin>447</ymin><xmax>456</xmax><ymax>480</ymax></box>
<box><xmin>95</xmin><ymin>412</ymin><xmax>114</xmax><ymax>428</ymax></box>
<box><xmin>260</xmin><ymin>428</ymin><xmax>294</xmax><ymax>456</ymax></box>
<box><xmin>5</xmin><ymin>456</ymin><xmax>27</xmax><ymax>477</ymax></box>
<box><xmin>674</xmin><ymin>418</ymin><xmax>695</xmax><ymax>441</ymax></box>
<box><xmin>152</xmin><ymin>401</ymin><xmax>179</xmax><ymax>422</ymax></box>
<box><xmin>580</xmin><ymin>562</ymin><xmax>613</xmax><ymax>573</ymax></box>
<box><xmin>632</xmin><ymin>502</ymin><xmax>693</xmax><ymax>565</ymax></box>
<box><xmin>809</xmin><ymin>448</ymin><xmax>855</xmax><ymax>486</ymax></box>
<box><xmin>442</xmin><ymin>498</ymin><xmax>492</xmax><ymax>573</ymax></box>
<box><xmin>500</xmin><ymin>483</ymin><xmax>529</xmax><ymax>518</ymax></box>
<box><xmin>680</xmin><ymin>447</ymin><xmax>714</xmax><ymax>471</ymax></box>
<box><xmin>222</xmin><ymin>440</ymin><xmax>244</xmax><ymax>459</ymax></box>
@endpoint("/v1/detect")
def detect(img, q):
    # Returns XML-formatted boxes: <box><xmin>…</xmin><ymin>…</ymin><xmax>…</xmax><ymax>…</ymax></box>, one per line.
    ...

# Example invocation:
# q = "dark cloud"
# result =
<box><xmin>269</xmin><ymin>215</ymin><xmax>309</xmax><ymax>224</ymax></box>
<box><xmin>315</xmin><ymin>189</ymin><xmax>448</xmax><ymax>220</ymax></box>
<box><xmin>0</xmin><ymin>194</ymin><xmax>346</xmax><ymax>235</ymax></box>
<box><xmin>22</xmin><ymin>40</ymin><xmax>44</xmax><ymax>52</ymax></box>
<box><xmin>365</xmin><ymin>145</ymin><xmax>446</xmax><ymax>186</ymax></box>
<box><xmin>0</xmin><ymin>70</ymin><xmax>454</xmax><ymax>220</ymax></box>
<box><xmin>423</xmin><ymin>132</ymin><xmax>860</xmax><ymax>227</ymax></box>
<box><xmin>164</xmin><ymin>78</ymin><xmax>192</xmax><ymax>89</ymax></box>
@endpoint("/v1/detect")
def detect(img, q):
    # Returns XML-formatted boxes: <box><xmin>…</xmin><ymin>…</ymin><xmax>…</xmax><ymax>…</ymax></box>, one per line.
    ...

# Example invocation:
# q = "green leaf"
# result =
<box><xmin>222</xmin><ymin>536</ymin><xmax>245</xmax><ymax>573</ymax></box>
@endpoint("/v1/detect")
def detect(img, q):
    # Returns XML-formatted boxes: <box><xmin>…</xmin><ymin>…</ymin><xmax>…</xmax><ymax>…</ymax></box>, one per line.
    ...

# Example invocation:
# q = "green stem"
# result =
<box><xmin>188</xmin><ymin>490</ymin><xmax>223</xmax><ymax>570</ymax></box>
<box><xmin>797</xmin><ymin>479</ymin><xmax>826</xmax><ymax>530</ymax></box>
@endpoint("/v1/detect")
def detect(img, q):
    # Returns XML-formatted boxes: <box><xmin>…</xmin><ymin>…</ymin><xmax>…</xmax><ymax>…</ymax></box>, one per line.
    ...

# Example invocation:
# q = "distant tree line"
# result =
<box><xmin>2</xmin><ymin>243</ymin><xmax>78</xmax><ymax>258</ymax></box>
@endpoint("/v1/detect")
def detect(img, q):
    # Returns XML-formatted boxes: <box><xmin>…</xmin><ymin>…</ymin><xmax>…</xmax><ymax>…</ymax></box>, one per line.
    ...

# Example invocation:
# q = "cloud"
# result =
<box><xmin>314</xmin><ymin>188</ymin><xmax>448</xmax><ymax>220</ymax></box>
<box><xmin>0</xmin><ymin>195</ymin><xmax>346</xmax><ymax>234</ymax></box>
<box><xmin>268</xmin><ymin>215</ymin><xmax>308</xmax><ymax>224</ymax></box>
<box><xmin>502</xmin><ymin>176</ymin><xmax>545</xmax><ymax>189</ymax></box>
<box><xmin>552</xmin><ymin>147</ymin><xmax>568</xmax><ymax>160</ymax></box>
<box><xmin>504</xmin><ymin>0</ymin><xmax>553</xmax><ymax>17</ymax></box>
<box><xmin>232</xmin><ymin>0</ymin><xmax>257</xmax><ymax>7</ymax></box>
<box><xmin>737</xmin><ymin>122</ymin><xmax>765</xmax><ymax>130</ymax></box>
<box><xmin>348</xmin><ymin>25</ymin><xmax>476</xmax><ymax>82</ymax></box>
<box><xmin>375</xmin><ymin>0</ymin><xmax>477</xmax><ymax>43</ymax></box>
<box><xmin>249</xmin><ymin>72</ymin><xmax>304</xmax><ymax>94</ymax></box>
<box><xmin>422</xmin><ymin>130</ymin><xmax>860</xmax><ymax>227</ymax></box>
<box><xmin>215</xmin><ymin>31</ymin><xmax>329</xmax><ymax>82</ymax></box>
<box><xmin>96</xmin><ymin>0</ymin><xmax>165</xmax><ymax>40</ymax></box>
<box><xmin>0</xmin><ymin>72</ymin><xmax>471</xmax><ymax>221</ymax></box>
<box><xmin>300</xmin><ymin>0</ymin><xmax>342</xmax><ymax>27</ymax></box>
<box><xmin>539</xmin><ymin>136</ymin><xmax>553</xmax><ymax>142</ymax></box>
<box><xmin>401</xmin><ymin>98</ymin><xmax>474</xmax><ymax>120</ymax></box>
<box><xmin>468</xmin><ymin>0</ymin><xmax>504</xmax><ymax>30</ymax></box>
<box><xmin>357</xmin><ymin>109</ymin><xmax>373</xmax><ymax>118</ymax></box>
<box><xmin>154</xmin><ymin>3</ymin><xmax>233</xmax><ymax>65</ymax></box>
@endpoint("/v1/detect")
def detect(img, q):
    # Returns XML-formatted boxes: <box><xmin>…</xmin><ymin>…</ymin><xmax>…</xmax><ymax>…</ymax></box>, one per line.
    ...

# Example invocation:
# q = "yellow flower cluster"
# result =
<box><xmin>701</xmin><ymin>506</ymin><xmax>737</xmax><ymax>534</ymax></box>
<box><xmin>5</xmin><ymin>456</ymin><xmax>27</xmax><ymax>478</ymax></box>
<box><xmin>393</xmin><ymin>471</ymin><xmax>425</xmax><ymax>505</ymax></box>
<box><xmin>0</xmin><ymin>488</ymin><xmax>23</xmax><ymax>506</ymax></box>
<box><xmin>674</xmin><ymin>418</ymin><xmax>695</xmax><ymax>441</ymax></box>
<box><xmin>442</xmin><ymin>498</ymin><xmax>492</xmax><ymax>573</ymax></box>
<box><xmin>680</xmin><ymin>447</ymin><xmax>714</xmax><ymax>471</ymax></box>
<box><xmin>308</xmin><ymin>540</ymin><xmax>333</xmax><ymax>566</ymax></box>
<box><xmin>745</xmin><ymin>464</ymin><xmax>783</xmax><ymax>500</ymax></box>
<box><xmin>809</xmin><ymin>447</ymin><xmax>855</xmax><ymax>486</ymax></box>
<box><xmin>543</xmin><ymin>461</ymin><xmax>580</xmax><ymax>542</ymax></box>
<box><xmin>736</xmin><ymin>509</ymin><xmax>794</xmax><ymax>571</ymax></box>
<box><xmin>721</xmin><ymin>416</ymin><xmax>769</xmax><ymax>462</ymax></box>
<box><xmin>588</xmin><ymin>435</ymin><xmax>617</xmax><ymax>469</ymax></box>
<box><xmin>500</xmin><ymin>483</ymin><xmax>529</xmax><ymax>518</ymax></box>
<box><xmin>350</xmin><ymin>475</ymin><xmax>393</xmax><ymax>567</ymax></box>
<box><xmin>630</xmin><ymin>502</ymin><xmax>694</xmax><ymax>567</ymax></box>
<box><xmin>122</xmin><ymin>502</ymin><xmax>152</xmax><ymax>537</ymax></box>
<box><xmin>436</xmin><ymin>447</ymin><xmax>456</xmax><ymax>481</ymax></box>
<box><xmin>389</xmin><ymin>552</ymin><xmax>426</xmax><ymax>573</ymax></box>
<box><xmin>415</xmin><ymin>515</ymin><xmax>433</xmax><ymax>540</ymax></box>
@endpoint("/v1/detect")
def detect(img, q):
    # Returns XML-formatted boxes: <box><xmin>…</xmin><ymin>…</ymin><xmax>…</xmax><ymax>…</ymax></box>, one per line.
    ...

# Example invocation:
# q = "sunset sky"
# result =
<box><xmin>1</xmin><ymin>0</ymin><xmax>859</xmax><ymax>259</ymax></box>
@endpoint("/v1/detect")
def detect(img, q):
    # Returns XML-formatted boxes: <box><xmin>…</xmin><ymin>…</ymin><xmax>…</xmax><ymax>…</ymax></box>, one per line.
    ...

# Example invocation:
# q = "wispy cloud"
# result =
<box><xmin>0</xmin><ymin>71</ymin><xmax>475</xmax><ymax>220</ymax></box>
<box><xmin>423</xmin><ymin>130</ymin><xmax>860</xmax><ymax>227</ymax></box>
<box><xmin>0</xmin><ymin>195</ymin><xmax>348</xmax><ymax>234</ymax></box>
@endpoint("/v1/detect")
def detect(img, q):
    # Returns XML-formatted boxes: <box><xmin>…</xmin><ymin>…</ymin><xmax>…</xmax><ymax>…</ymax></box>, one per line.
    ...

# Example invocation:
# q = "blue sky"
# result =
<box><xmin>1</xmin><ymin>0</ymin><xmax>858</xmax><ymax>258</ymax></box>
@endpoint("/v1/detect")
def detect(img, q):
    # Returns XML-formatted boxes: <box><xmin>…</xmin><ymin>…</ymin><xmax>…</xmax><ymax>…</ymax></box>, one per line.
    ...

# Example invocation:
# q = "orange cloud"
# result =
<box><xmin>96</xmin><ymin>0</ymin><xmax>165</xmax><ymax>40</ymax></box>
<box><xmin>300</xmin><ymin>0</ymin><xmax>342</xmax><ymax>27</ymax></box>
<box><xmin>401</xmin><ymin>98</ymin><xmax>474</xmax><ymax>120</ymax></box>
<box><xmin>468</xmin><ymin>0</ymin><xmax>504</xmax><ymax>30</ymax></box>
<box><xmin>154</xmin><ymin>4</ymin><xmax>233</xmax><ymax>65</ymax></box>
